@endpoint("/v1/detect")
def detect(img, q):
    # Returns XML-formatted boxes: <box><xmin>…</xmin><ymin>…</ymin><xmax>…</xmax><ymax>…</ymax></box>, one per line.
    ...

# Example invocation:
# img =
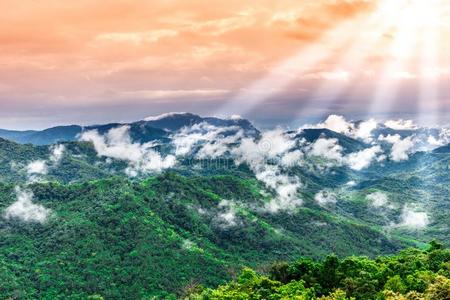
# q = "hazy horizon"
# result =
<box><xmin>1</xmin><ymin>110</ymin><xmax>449</xmax><ymax>132</ymax></box>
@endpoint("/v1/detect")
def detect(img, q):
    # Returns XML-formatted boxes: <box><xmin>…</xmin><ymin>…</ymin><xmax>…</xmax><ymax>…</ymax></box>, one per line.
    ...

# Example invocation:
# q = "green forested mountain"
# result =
<box><xmin>0</xmin><ymin>174</ymin><xmax>410</xmax><ymax>299</ymax></box>
<box><xmin>0</xmin><ymin>113</ymin><xmax>258</xmax><ymax>146</ymax></box>
<box><xmin>0</xmin><ymin>114</ymin><xmax>449</xmax><ymax>298</ymax></box>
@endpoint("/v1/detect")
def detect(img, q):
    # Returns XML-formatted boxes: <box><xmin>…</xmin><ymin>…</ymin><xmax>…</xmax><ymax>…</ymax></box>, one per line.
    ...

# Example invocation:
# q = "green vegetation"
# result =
<box><xmin>0</xmin><ymin>174</ymin><xmax>412</xmax><ymax>299</ymax></box>
<box><xmin>188</xmin><ymin>242</ymin><xmax>450</xmax><ymax>299</ymax></box>
<box><xmin>0</xmin><ymin>133</ymin><xmax>449</xmax><ymax>298</ymax></box>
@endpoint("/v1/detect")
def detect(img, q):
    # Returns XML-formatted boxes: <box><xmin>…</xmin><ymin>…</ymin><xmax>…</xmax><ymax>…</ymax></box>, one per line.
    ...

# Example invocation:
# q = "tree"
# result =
<box><xmin>424</xmin><ymin>276</ymin><xmax>450</xmax><ymax>300</ymax></box>
<box><xmin>385</xmin><ymin>275</ymin><xmax>407</xmax><ymax>294</ymax></box>
<box><xmin>318</xmin><ymin>289</ymin><xmax>354</xmax><ymax>300</ymax></box>
<box><xmin>320</xmin><ymin>254</ymin><xmax>339</xmax><ymax>293</ymax></box>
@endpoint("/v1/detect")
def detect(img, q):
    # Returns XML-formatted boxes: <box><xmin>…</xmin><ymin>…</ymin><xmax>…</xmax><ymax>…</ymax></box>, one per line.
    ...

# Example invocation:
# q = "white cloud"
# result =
<box><xmin>259</xmin><ymin>170</ymin><xmax>302</xmax><ymax>213</ymax></box>
<box><xmin>319</xmin><ymin>70</ymin><xmax>350</xmax><ymax>81</ymax></box>
<box><xmin>171</xmin><ymin>122</ymin><xmax>243</xmax><ymax>158</ymax></box>
<box><xmin>398</xmin><ymin>205</ymin><xmax>429</xmax><ymax>229</ymax></box>
<box><xmin>172</xmin><ymin>126</ymin><xmax>208</xmax><ymax>156</ymax></box>
<box><xmin>197</xmin><ymin>130</ymin><xmax>244</xmax><ymax>159</ymax></box>
<box><xmin>258</xmin><ymin>128</ymin><xmax>296</xmax><ymax>159</ymax></box>
<box><xmin>231</xmin><ymin>131</ymin><xmax>302</xmax><ymax>213</ymax></box>
<box><xmin>309</xmin><ymin>138</ymin><xmax>344</xmax><ymax>162</ymax></box>
<box><xmin>345</xmin><ymin>145</ymin><xmax>383</xmax><ymax>170</ymax></box>
<box><xmin>314</xmin><ymin>190</ymin><xmax>337</xmax><ymax>206</ymax></box>
<box><xmin>427</xmin><ymin>128</ymin><xmax>450</xmax><ymax>147</ymax></box>
<box><xmin>379</xmin><ymin>134</ymin><xmax>402</xmax><ymax>144</ymax></box>
<box><xmin>345</xmin><ymin>180</ymin><xmax>357</xmax><ymax>187</ymax></box>
<box><xmin>80</xmin><ymin>126</ymin><xmax>141</xmax><ymax>160</ymax></box>
<box><xmin>216</xmin><ymin>200</ymin><xmax>239</xmax><ymax>228</ymax></box>
<box><xmin>391</xmin><ymin>137</ymin><xmax>415</xmax><ymax>161</ymax></box>
<box><xmin>379</xmin><ymin>134</ymin><xmax>415</xmax><ymax>162</ymax></box>
<box><xmin>392</xmin><ymin>71</ymin><xmax>416</xmax><ymax>80</ymax></box>
<box><xmin>80</xmin><ymin>126</ymin><xmax>176</xmax><ymax>175</ymax></box>
<box><xmin>314</xmin><ymin>115</ymin><xmax>353</xmax><ymax>135</ymax></box>
<box><xmin>229</xmin><ymin>114</ymin><xmax>243</xmax><ymax>120</ymax></box>
<box><xmin>366</xmin><ymin>191</ymin><xmax>389</xmax><ymax>208</ymax></box>
<box><xmin>280</xmin><ymin>150</ymin><xmax>304</xmax><ymax>167</ymax></box>
<box><xmin>306</xmin><ymin>133</ymin><xmax>383</xmax><ymax>170</ymax></box>
<box><xmin>26</xmin><ymin>160</ymin><xmax>48</xmax><ymax>176</ymax></box>
<box><xmin>49</xmin><ymin>144</ymin><xmax>65</xmax><ymax>164</ymax></box>
<box><xmin>354</xmin><ymin>119</ymin><xmax>378</xmax><ymax>143</ymax></box>
<box><xmin>143</xmin><ymin>112</ymin><xmax>189</xmax><ymax>121</ymax></box>
<box><xmin>384</xmin><ymin>119</ymin><xmax>418</xmax><ymax>130</ymax></box>
<box><xmin>96</xmin><ymin>30</ymin><xmax>178</xmax><ymax>44</ymax></box>
<box><xmin>23</xmin><ymin>144</ymin><xmax>67</xmax><ymax>182</ymax></box>
<box><xmin>119</xmin><ymin>89</ymin><xmax>229</xmax><ymax>100</ymax></box>
<box><xmin>391</xmin><ymin>137</ymin><xmax>414</xmax><ymax>161</ymax></box>
<box><xmin>303</xmin><ymin>115</ymin><xmax>379</xmax><ymax>143</ymax></box>
<box><xmin>427</xmin><ymin>135</ymin><xmax>443</xmax><ymax>146</ymax></box>
<box><xmin>173</xmin><ymin>124</ymin><xmax>303</xmax><ymax>213</ymax></box>
<box><xmin>4</xmin><ymin>187</ymin><xmax>51</xmax><ymax>223</ymax></box>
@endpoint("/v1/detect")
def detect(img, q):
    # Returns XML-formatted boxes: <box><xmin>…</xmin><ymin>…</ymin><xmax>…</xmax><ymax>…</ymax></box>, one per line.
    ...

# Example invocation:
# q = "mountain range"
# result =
<box><xmin>0</xmin><ymin>113</ymin><xmax>258</xmax><ymax>145</ymax></box>
<box><xmin>0</xmin><ymin>112</ymin><xmax>449</xmax><ymax>298</ymax></box>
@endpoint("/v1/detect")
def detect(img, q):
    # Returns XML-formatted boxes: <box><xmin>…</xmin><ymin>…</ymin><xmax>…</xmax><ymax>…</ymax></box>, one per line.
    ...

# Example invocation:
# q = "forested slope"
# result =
<box><xmin>188</xmin><ymin>242</ymin><xmax>450</xmax><ymax>299</ymax></box>
<box><xmin>0</xmin><ymin>174</ymin><xmax>409</xmax><ymax>299</ymax></box>
<box><xmin>1</xmin><ymin>114</ymin><xmax>449</xmax><ymax>298</ymax></box>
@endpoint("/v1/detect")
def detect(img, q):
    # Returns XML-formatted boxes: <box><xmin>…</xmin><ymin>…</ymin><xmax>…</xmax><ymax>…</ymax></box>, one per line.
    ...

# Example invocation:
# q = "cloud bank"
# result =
<box><xmin>4</xmin><ymin>187</ymin><xmax>52</xmax><ymax>223</ymax></box>
<box><xmin>366</xmin><ymin>191</ymin><xmax>389</xmax><ymax>208</ymax></box>
<box><xmin>314</xmin><ymin>190</ymin><xmax>337</xmax><ymax>206</ymax></box>
<box><xmin>80</xmin><ymin>126</ymin><xmax>176</xmax><ymax>176</ymax></box>
<box><xmin>398</xmin><ymin>205</ymin><xmax>430</xmax><ymax>230</ymax></box>
<box><xmin>73</xmin><ymin>114</ymin><xmax>447</xmax><ymax>217</ymax></box>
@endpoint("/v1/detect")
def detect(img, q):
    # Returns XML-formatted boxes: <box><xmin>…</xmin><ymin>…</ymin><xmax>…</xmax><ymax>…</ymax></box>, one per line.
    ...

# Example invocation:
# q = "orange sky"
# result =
<box><xmin>1</xmin><ymin>0</ymin><xmax>450</xmax><ymax>129</ymax></box>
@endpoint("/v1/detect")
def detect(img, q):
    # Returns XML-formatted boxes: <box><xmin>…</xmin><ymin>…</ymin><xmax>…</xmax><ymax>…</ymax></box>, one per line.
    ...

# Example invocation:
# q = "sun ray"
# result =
<box><xmin>210</xmin><ymin>0</ymin><xmax>449</xmax><ymax>126</ymax></box>
<box><xmin>214</xmin><ymin>11</ymin><xmax>374</xmax><ymax>118</ymax></box>
<box><xmin>293</xmin><ymin>0</ymin><xmax>407</xmax><ymax>123</ymax></box>
<box><xmin>368</xmin><ymin>1</ymin><xmax>422</xmax><ymax>119</ymax></box>
<box><xmin>417</xmin><ymin>0</ymin><xmax>441</xmax><ymax>127</ymax></box>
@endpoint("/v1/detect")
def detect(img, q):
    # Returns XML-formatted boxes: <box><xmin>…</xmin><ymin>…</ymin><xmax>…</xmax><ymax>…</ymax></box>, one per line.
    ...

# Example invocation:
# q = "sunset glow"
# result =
<box><xmin>1</xmin><ymin>2</ymin><xmax>450</xmax><ymax>297</ymax></box>
<box><xmin>1</xmin><ymin>0</ymin><xmax>450</xmax><ymax>128</ymax></box>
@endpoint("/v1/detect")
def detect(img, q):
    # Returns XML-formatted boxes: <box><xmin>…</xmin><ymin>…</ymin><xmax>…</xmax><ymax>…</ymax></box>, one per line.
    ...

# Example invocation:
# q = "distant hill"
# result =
<box><xmin>0</xmin><ymin>125</ymin><xmax>82</xmax><ymax>145</ymax></box>
<box><xmin>296</xmin><ymin>128</ymin><xmax>368</xmax><ymax>153</ymax></box>
<box><xmin>0</xmin><ymin>113</ymin><xmax>259</xmax><ymax>145</ymax></box>
<box><xmin>433</xmin><ymin>143</ymin><xmax>450</xmax><ymax>154</ymax></box>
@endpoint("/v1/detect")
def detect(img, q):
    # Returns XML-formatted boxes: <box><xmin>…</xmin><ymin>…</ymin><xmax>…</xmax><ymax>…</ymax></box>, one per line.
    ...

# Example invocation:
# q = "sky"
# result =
<box><xmin>1</xmin><ymin>0</ymin><xmax>450</xmax><ymax>129</ymax></box>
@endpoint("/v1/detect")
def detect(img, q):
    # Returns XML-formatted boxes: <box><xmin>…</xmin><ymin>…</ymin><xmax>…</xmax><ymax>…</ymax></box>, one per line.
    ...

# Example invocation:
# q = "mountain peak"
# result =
<box><xmin>229</xmin><ymin>114</ymin><xmax>243</xmax><ymax>120</ymax></box>
<box><xmin>0</xmin><ymin>112</ymin><xmax>258</xmax><ymax>145</ymax></box>
<box><xmin>143</xmin><ymin>112</ymin><xmax>195</xmax><ymax>121</ymax></box>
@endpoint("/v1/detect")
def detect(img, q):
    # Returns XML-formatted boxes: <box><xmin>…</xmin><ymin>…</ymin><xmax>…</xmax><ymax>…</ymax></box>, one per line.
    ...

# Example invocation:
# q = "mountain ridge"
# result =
<box><xmin>0</xmin><ymin>113</ymin><xmax>259</xmax><ymax>145</ymax></box>
<box><xmin>0</xmin><ymin>114</ymin><xmax>449</xmax><ymax>298</ymax></box>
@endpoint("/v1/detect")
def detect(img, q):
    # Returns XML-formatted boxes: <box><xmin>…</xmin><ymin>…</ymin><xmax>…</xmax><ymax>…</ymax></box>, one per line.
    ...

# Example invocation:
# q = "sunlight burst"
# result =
<box><xmin>217</xmin><ymin>0</ymin><xmax>447</xmax><ymax>125</ymax></box>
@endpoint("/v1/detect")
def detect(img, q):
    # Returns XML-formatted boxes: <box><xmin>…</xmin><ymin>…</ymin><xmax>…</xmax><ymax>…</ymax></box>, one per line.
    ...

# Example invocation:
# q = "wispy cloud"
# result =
<box><xmin>117</xmin><ymin>89</ymin><xmax>230</xmax><ymax>102</ymax></box>
<box><xmin>79</xmin><ymin>126</ymin><xmax>176</xmax><ymax>175</ymax></box>
<box><xmin>96</xmin><ymin>30</ymin><xmax>178</xmax><ymax>44</ymax></box>
<box><xmin>4</xmin><ymin>187</ymin><xmax>52</xmax><ymax>223</ymax></box>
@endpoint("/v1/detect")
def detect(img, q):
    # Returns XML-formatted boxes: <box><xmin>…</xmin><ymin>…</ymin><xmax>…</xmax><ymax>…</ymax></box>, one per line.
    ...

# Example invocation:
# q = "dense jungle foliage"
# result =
<box><xmin>0</xmin><ymin>173</ymin><xmax>421</xmax><ymax>299</ymax></box>
<box><xmin>188</xmin><ymin>242</ymin><xmax>450</xmax><ymax>300</ymax></box>
<box><xmin>0</xmin><ymin>117</ymin><xmax>449</xmax><ymax>299</ymax></box>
